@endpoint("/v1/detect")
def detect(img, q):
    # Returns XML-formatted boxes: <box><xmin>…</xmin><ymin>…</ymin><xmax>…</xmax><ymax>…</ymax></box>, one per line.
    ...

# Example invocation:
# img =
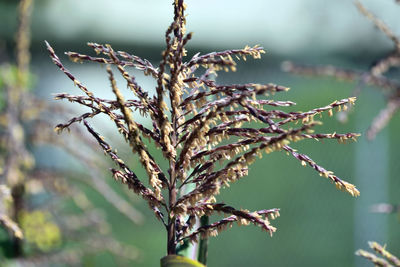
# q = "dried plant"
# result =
<box><xmin>46</xmin><ymin>0</ymin><xmax>360</xmax><ymax>262</ymax></box>
<box><xmin>1</xmin><ymin>0</ymin><xmax>141</xmax><ymax>265</ymax></box>
<box><xmin>282</xmin><ymin>0</ymin><xmax>400</xmax><ymax>140</ymax></box>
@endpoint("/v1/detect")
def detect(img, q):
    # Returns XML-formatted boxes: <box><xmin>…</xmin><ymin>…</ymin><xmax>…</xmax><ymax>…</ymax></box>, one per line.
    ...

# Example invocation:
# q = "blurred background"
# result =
<box><xmin>0</xmin><ymin>0</ymin><xmax>399</xmax><ymax>266</ymax></box>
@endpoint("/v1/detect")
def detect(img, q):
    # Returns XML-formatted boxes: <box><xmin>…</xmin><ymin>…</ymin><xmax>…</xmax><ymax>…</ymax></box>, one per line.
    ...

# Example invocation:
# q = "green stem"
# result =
<box><xmin>177</xmin><ymin>183</ymin><xmax>196</xmax><ymax>258</ymax></box>
<box><xmin>197</xmin><ymin>216</ymin><xmax>209</xmax><ymax>265</ymax></box>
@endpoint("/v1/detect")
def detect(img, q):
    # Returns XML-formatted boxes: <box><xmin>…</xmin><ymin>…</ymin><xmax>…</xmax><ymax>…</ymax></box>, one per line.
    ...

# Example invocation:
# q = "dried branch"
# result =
<box><xmin>355</xmin><ymin>0</ymin><xmax>400</xmax><ymax>50</ymax></box>
<box><xmin>356</xmin><ymin>241</ymin><xmax>400</xmax><ymax>267</ymax></box>
<box><xmin>0</xmin><ymin>214</ymin><xmax>24</xmax><ymax>239</ymax></box>
<box><xmin>283</xmin><ymin>145</ymin><xmax>359</xmax><ymax>196</ymax></box>
<box><xmin>281</xmin><ymin>61</ymin><xmax>400</xmax><ymax>91</ymax></box>
<box><xmin>367</xmin><ymin>98</ymin><xmax>400</xmax><ymax>139</ymax></box>
<box><xmin>82</xmin><ymin>120</ymin><xmax>163</xmax><ymax>206</ymax></box>
<box><xmin>356</xmin><ymin>249</ymin><xmax>392</xmax><ymax>267</ymax></box>
<box><xmin>179</xmin><ymin>206</ymin><xmax>279</xmax><ymax>243</ymax></box>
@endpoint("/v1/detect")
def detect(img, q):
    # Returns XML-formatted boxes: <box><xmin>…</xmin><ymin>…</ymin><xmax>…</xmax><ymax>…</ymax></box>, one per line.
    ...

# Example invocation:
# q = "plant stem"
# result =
<box><xmin>177</xmin><ymin>183</ymin><xmax>198</xmax><ymax>259</ymax></box>
<box><xmin>167</xmin><ymin>166</ymin><xmax>177</xmax><ymax>255</ymax></box>
<box><xmin>197</xmin><ymin>216</ymin><xmax>209</xmax><ymax>265</ymax></box>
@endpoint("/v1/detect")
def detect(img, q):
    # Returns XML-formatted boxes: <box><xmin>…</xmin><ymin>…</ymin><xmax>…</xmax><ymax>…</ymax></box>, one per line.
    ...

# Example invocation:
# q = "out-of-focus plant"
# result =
<box><xmin>282</xmin><ymin>1</ymin><xmax>400</xmax><ymax>266</ymax></box>
<box><xmin>282</xmin><ymin>0</ymin><xmax>400</xmax><ymax>140</ymax></box>
<box><xmin>0</xmin><ymin>0</ymin><xmax>141</xmax><ymax>265</ymax></box>
<box><xmin>19</xmin><ymin>210</ymin><xmax>62</xmax><ymax>252</ymax></box>
<box><xmin>1</xmin><ymin>0</ymin><xmax>36</xmax><ymax>257</ymax></box>
<box><xmin>356</xmin><ymin>241</ymin><xmax>400</xmax><ymax>267</ymax></box>
<box><xmin>46</xmin><ymin>0</ymin><xmax>360</xmax><ymax>265</ymax></box>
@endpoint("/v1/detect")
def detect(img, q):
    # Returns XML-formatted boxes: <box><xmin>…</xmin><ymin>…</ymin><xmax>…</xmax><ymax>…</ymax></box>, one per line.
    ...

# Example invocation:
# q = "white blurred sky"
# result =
<box><xmin>36</xmin><ymin>0</ymin><xmax>400</xmax><ymax>54</ymax></box>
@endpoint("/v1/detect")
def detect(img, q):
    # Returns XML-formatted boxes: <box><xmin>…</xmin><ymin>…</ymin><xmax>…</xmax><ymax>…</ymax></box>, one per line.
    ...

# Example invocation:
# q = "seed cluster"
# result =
<box><xmin>47</xmin><ymin>0</ymin><xmax>360</xmax><ymax>254</ymax></box>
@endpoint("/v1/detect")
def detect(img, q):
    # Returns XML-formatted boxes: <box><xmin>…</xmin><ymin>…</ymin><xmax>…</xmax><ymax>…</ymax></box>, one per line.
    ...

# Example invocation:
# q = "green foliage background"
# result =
<box><xmin>1</xmin><ymin>0</ymin><xmax>399</xmax><ymax>266</ymax></box>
